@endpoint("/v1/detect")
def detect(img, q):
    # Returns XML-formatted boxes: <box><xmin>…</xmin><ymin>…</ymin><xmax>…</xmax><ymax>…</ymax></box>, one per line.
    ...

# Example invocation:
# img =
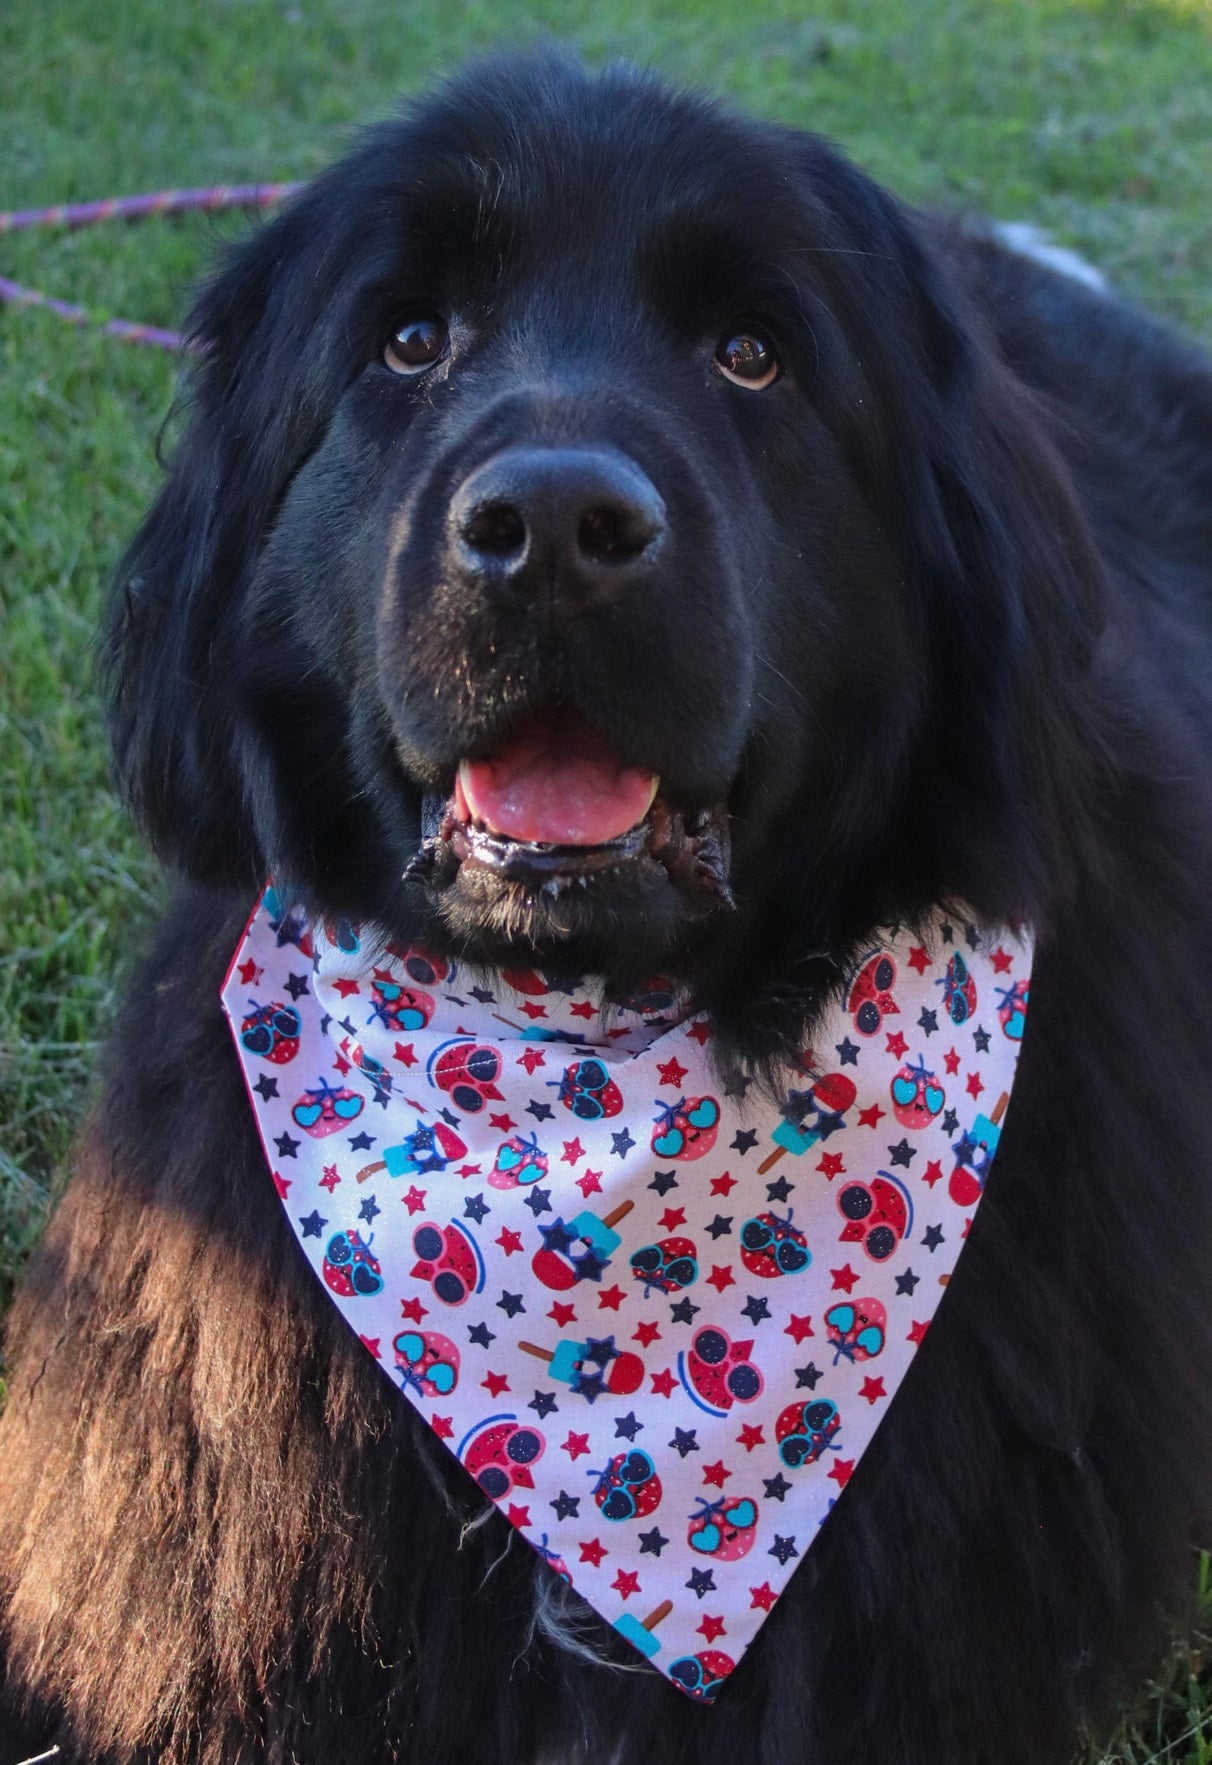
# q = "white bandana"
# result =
<box><xmin>222</xmin><ymin>888</ymin><xmax>1031</xmax><ymax>1702</ymax></box>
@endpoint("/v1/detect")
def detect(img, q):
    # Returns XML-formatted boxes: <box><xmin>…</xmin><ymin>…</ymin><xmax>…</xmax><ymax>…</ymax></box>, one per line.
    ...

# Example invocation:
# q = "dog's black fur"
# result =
<box><xmin>3</xmin><ymin>51</ymin><xmax>1212</xmax><ymax>1765</ymax></box>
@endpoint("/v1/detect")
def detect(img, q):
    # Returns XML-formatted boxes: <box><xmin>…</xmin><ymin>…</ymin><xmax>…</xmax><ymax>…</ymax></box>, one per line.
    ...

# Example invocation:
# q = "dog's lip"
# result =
<box><xmin>448</xmin><ymin>810</ymin><xmax>655</xmax><ymax>878</ymax></box>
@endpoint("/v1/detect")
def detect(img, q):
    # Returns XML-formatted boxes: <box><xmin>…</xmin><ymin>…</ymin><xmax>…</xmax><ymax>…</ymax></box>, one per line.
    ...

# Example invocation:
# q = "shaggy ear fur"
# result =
<box><xmin>697</xmin><ymin>139</ymin><xmax>1114</xmax><ymax>1061</ymax></box>
<box><xmin>100</xmin><ymin>153</ymin><xmax>407</xmax><ymax>885</ymax></box>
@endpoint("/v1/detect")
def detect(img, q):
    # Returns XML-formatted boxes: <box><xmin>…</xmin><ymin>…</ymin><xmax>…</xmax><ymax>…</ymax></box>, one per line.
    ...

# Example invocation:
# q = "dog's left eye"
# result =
<box><xmin>714</xmin><ymin>330</ymin><xmax>779</xmax><ymax>389</ymax></box>
<box><xmin>384</xmin><ymin>315</ymin><xmax>450</xmax><ymax>375</ymax></box>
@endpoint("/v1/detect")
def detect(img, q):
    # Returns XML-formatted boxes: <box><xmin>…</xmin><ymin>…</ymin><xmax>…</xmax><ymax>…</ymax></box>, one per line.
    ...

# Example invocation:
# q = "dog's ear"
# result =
<box><xmin>781</xmin><ymin>136</ymin><xmax>1109</xmax><ymax>924</ymax></box>
<box><xmin>100</xmin><ymin>159</ymin><xmax>402</xmax><ymax>885</ymax></box>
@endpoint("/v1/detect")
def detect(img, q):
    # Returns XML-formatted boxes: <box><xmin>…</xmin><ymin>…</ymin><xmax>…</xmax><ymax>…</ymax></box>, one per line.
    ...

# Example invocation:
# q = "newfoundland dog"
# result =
<box><xmin>3</xmin><ymin>48</ymin><xmax>1212</xmax><ymax>1765</ymax></box>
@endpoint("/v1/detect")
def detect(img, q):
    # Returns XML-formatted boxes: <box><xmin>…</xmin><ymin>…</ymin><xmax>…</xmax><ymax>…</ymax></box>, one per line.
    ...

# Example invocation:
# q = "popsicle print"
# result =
<box><xmin>758</xmin><ymin>1072</ymin><xmax>857</xmax><ymax>1174</ymax></box>
<box><xmin>614</xmin><ymin>1598</ymin><xmax>673</xmax><ymax>1659</ymax></box>
<box><xmin>518</xmin><ymin>1333</ymin><xmax>645</xmax><ymax>1400</ymax></box>
<box><xmin>948</xmin><ymin>1091</ymin><xmax>1009</xmax><ymax>1207</ymax></box>
<box><xmin>532</xmin><ymin>1200</ymin><xmax>635</xmax><ymax>1288</ymax></box>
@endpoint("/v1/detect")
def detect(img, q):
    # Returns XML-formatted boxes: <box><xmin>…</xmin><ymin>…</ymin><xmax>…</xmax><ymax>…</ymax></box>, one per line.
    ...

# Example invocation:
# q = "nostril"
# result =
<box><xmin>462</xmin><ymin>500</ymin><xmax>527</xmax><ymax>556</ymax></box>
<box><xmin>578</xmin><ymin>502</ymin><xmax>660</xmax><ymax>564</ymax></box>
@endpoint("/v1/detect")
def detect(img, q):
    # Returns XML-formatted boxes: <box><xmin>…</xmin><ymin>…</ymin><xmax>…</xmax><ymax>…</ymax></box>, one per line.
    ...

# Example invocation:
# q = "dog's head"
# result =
<box><xmin>106</xmin><ymin>52</ymin><xmax>1104</xmax><ymax>1052</ymax></box>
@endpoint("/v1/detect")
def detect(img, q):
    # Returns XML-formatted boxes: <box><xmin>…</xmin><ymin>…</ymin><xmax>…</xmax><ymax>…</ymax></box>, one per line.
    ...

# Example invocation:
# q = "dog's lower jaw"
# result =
<box><xmin>402</xmin><ymin>795</ymin><xmax>734</xmax><ymax>960</ymax></box>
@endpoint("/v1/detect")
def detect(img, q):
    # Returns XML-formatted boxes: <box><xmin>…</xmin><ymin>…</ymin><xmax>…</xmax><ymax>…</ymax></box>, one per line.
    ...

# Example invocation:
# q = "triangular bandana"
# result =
<box><xmin>222</xmin><ymin>888</ymin><xmax>1032</xmax><ymax>1702</ymax></box>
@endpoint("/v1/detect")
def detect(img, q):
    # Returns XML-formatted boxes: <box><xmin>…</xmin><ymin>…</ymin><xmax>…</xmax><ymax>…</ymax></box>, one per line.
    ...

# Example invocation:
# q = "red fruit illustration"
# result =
<box><xmin>291</xmin><ymin>1077</ymin><xmax>364</xmax><ymax>1138</ymax></box>
<box><xmin>410</xmin><ymin>1220</ymin><xmax>485</xmax><ymax>1305</ymax></box>
<box><xmin>836</xmin><ymin>1173</ymin><xmax>912</xmax><ymax>1262</ymax></box>
<box><xmin>847</xmin><ymin>951</ymin><xmax>898</xmax><ymax>1037</ymax></box>
<box><xmin>687</xmin><ymin>1494</ymin><xmax>759</xmax><ymax>1561</ymax></box>
<box><xmin>392</xmin><ymin>1328</ymin><xmax>460</xmax><ymax>1398</ymax></box>
<box><xmin>651</xmin><ymin>1095</ymin><xmax>720</xmax><ymax>1160</ymax></box>
<box><xmin>680</xmin><ymin>1326</ymin><xmax>763</xmax><ymax>1415</ymax></box>
<box><xmin>889</xmin><ymin>1056</ymin><xmax>945</xmax><ymax>1130</ymax></box>
<box><xmin>459</xmin><ymin>1416</ymin><xmax>545</xmax><ymax>1500</ymax></box>
<box><xmin>239</xmin><ymin>1000</ymin><xmax>301</xmax><ymax>1064</ymax></box>
<box><xmin>591</xmin><ymin>1449</ymin><xmax>662</xmax><ymax>1520</ymax></box>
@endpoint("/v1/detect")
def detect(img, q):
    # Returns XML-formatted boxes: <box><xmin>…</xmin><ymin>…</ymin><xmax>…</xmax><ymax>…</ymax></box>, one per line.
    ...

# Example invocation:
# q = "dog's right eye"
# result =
<box><xmin>384</xmin><ymin>315</ymin><xmax>450</xmax><ymax>375</ymax></box>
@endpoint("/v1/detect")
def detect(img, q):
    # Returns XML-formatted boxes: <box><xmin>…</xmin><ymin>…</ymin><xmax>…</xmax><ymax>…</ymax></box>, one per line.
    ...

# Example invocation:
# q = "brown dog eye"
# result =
<box><xmin>714</xmin><ymin>331</ymin><xmax>779</xmax><ymax>389</ymax></box>
<box><xmin>385</xmin><ymin>315</ymin><xmax>450</xmax><ymax>375</ymax></box>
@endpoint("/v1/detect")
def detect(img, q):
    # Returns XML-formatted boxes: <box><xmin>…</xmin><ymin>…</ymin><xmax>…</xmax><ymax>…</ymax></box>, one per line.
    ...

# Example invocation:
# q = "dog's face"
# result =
<box><xmin>108</xmin><ymin>54</ymin><xmax>1100</xmax><ymax>1047</ymax></box>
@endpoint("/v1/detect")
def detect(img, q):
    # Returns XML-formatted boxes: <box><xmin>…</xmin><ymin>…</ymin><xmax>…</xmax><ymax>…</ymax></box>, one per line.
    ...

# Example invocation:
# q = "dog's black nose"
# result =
<box><xmin>449</xmin><ymin>447</ymin><xmax>666</xmax><ymax>613</ymax></box>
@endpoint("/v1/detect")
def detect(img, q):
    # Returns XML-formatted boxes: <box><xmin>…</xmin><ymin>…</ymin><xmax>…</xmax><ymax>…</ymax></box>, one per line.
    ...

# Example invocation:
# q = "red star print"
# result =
<box><xmin>710</xmin><ymin>1172</ymin><xmax>737</xmax><ymax>1197</ymax></box>
<box><xmin>633</xmin><ymin>1320</ymin><xmax>661</xmax><ymax>1347</ymax></box>
<box><xmin>576</xmin><ymin>1169</ymin><xmax>603</xmax><ymax>1198</ymax></box>
<box><xmin>859</xmin><ymin>1376</ymin><xmax>886</xmax><ymax>1404</ymax></box>
<box><xmin>507</xmin><ymin>1503</ymin><xmax>531</xmax><ymax>1529</ymax></box>
<box><xmin>650</xmin><ymin>1368</ymin><xmax>677</xmax><ymax>1398</ymax></box>
<box><xmin>495</xmin><ymin>1227</ymin><xmax>523</xmax><ymax>1256</ymax></box>
<box><xmin>489</xmin><ymin>1111</ymin><xmax>516</xmax><ymax>1131</ymax></box>
<box><xmin>272</xmin><ymin>1171</ymin><xmax>291</xmax><ymax>1198</ymax></box>
<box><xmin>706</xmin><ymin>1265</ymin><xmax>735</xmax><ymax>1294</ymax></box>
<box><xmin>686</xmin><ymin>1019</ymin><xmax>712</xmax><ymax>1045</ymax></box>
<box><xmin>562</xmin><ymin>1137</ymin><xmax>585</xmax><ymax>1165</ymax></box>
<box><xmin>319</xmin><ymin>1164</ymin><xmax>341</xmax><ymax>1192</ymax></box>
<box><xmin>907</xmin><ymin>945</ymin><xmax>931</xmax><ymax>975</ymax></box>
<box><xmin>736</xmin><ymin>1423</ymin><xmax>765</xmax><ymax>1452</ymax></box>
<box><xmin>579</xmin><ymin>1538</ymin><xmax>608</xmax><ymax>1567</ymax></box>
<box><xmin>569</xmin><ymin>1000</ymin><xmax>597</xmax><ymax>1019</ymax></box>
<box><xmin>831</xmin><ymin>1264</ymin><xmax>859</xmax><ymax>1293</ymax></box>
<box><xmin>611</xmin><ymin>1569</ymin><xmax>641</xmax><ymax>1599</ymax></box>
<box><xmin>817</xmin><ymin>1152</ymin><xmax>845</xmax><ymax>1179</ymax></box>
<box><xmin>922</xmin><ymin>1159</ymin><xmax>943</xmax><ymax>1188</ymax></box>
<box><xmin>749</xmin><ymin>1582</ymin><xmax>777</xmax><ymax>1612</ymax></box>
<box><xmin>482</xmin><ymin>1372</ymin><xmax>510</xmax><ymax>1398</ymax></box>
<box><xmin>456</xmin><ymin>1163</ymin><xmax>482</xmax><ymax>1178</ymax></box>
<box><xmin>943</xmin><ymin>1047</ymin><xmax>961</xmax><ymax>1076</ymax></box>
<box><xmin>563</xmin><ymin>1432</ymin><xmax>591</xmax><ymax>1461</ymax></box>
<box><xmin>784</xmin><ymin>1313</ymin><xmax>814</xmax><ymax>1343</ymax></box>
<box><xmin>966</xmin><ymin>1072</ymin><xmax>985</xmax><ymax>1099</ymax></box>
<box><xmin>857</xmin><ymin>1104</ymin><xmax>884</xmax><ymax>1129</ymax></box>
<box><xmin>697</xmin><ymin>1615</ymin><xmax>727</xmax><ymax>1643</ymax></box>
<box><xmin>549</xmin><ymin>1301</ymin><xmax>577</xmax><ymax>1327</ymax></box>
<box><xmin>518</xmin><ymin>1048</ymin><xmax>546</xmax><ymax>1074</ymax></box>
<box><xmin>702</xmin><ymin>1460</ymin><xmax>732</xmax><ymax>1489</ymax></box>
<box><xmin>393</xmin><ymin>1042</ymin><xmax>417</xmax><ymax>1067</ymax></box>
<box><xmin>358</xmin><ymin>1335</ymin><xmax>381</xmax><ymax>1358</ymax></box>
<box><xmin>908</xmin><ymin>1320</ymin><xmax>930</xmax><ymax>1345</ymax></box>
<box><xmin>399</xmin><ymin>1297</ymin><xmax>428</xmax><ymax>1323</ymax></box>
<box><xmin>237</xmin><ymin>958</ymin><xmax>262</xmax><ymax>986</ymax></box>
<box><xmin>657</xmin><ymin>1057</ymin><xmax>689</xmax><ymax>1087</ymax></box>
<box><xmin>659</xmin><ymin>1207</ymin><xmax>687</xmax><ymax>1231</ymax></box>
<box><xmin>827</xmin><ymin>1459</ymin><xmax>855</xmax><ymax>1488</ymax></box>
<box><xmin>431</xmin><ymin>1415</ymin><xmax>453</xmax><ymax>1439</ymax></box>
<box><xmin>885</xmin><ymin>1030</ymin><xmax>909</xmax><ymax>1058</ymax></box>
<box><xmin>518</xmin><ymin>1001</ymin><xmax>548</xmax><ymax>1020</ymax></box>
<box><xmin>990</xmin><ymin>946</ymin><xmax>1013</xmax><ymax>973</ymax></box>
<box><xmin>333</xmin><ymin>1052</ymin><xmax>351</xmax><ymax>1075</ymax></box>
<box><xmin>403</xmin><ymin>1185</ymin><xmax>427</xmax><ymax>1215</ymax></box>
<box><xmin>598</xmin><ymin>1285</ymin><xmax>626</xmax><ymax>1311</ymax></box>
<box><xmin>332</xmin><ymin>977</ymin><xmax>361</xmax><ymax>998</ymax></box>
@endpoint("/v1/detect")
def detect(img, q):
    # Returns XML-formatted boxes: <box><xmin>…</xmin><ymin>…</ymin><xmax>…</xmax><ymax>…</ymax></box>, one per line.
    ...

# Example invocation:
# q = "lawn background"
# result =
<box><xmin>1</xmin><ymin>0</ymin><xmax>1211</xmax><ymax>1757</ymax></box>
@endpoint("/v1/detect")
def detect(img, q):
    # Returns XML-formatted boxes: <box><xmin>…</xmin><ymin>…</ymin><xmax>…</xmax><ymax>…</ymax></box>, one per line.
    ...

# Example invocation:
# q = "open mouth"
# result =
<box><xmin>404</xmin><ymin>707</ymin><xmax>734</xmax><ymax>916</ymax></box>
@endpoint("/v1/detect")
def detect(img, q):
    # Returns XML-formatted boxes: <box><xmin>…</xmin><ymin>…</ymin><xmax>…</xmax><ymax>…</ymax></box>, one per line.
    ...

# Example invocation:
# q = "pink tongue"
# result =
<box><xmin>459</xmin><ymin>718</ymin><xmax>658</xmax><ymax>846</ymax></box>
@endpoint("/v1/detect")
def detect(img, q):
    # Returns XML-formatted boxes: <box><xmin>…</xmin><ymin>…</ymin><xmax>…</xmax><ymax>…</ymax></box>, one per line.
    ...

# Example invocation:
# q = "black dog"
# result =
<box><xmin>3</xmin><ymin>49</ymin><xmax>1212</xmax><ymax>1765</ymax></box>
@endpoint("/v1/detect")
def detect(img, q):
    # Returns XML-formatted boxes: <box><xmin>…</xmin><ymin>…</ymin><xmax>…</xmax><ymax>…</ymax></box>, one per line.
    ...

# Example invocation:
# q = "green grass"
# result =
<box><xmin>2</xmin><ymin>0</ymin><xmax>1211</xmax><ymax>1753</ymax></box>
